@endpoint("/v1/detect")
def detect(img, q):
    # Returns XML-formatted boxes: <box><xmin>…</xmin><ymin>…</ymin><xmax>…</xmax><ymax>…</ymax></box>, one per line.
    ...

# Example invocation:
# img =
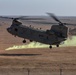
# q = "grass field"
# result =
<box><xmin>0</xmin><ymin>18</ymin><xmax>76</xmax><ymax>75</ymax></box>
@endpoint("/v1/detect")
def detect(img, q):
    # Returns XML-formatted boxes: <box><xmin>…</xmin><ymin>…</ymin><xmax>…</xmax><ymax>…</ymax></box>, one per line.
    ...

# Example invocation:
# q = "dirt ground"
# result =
<box><xmin>0</xmin><ymin>18</ymin><xmax>76</xmax><ymax>75</ymax></box>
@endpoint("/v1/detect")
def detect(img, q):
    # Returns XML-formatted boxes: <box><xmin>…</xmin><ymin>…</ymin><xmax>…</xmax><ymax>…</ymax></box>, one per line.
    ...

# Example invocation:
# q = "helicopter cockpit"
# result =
<box><xmin>12</xmin><ymin>19</ymin><xmax>22</xmax><ymax>25</ymax></box>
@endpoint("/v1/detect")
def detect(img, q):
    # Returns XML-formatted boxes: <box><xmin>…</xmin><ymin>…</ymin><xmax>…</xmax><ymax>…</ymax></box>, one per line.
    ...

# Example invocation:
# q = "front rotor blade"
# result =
<box><xmin>19</xmin><ymin>18</ymin><xmax>45</xmax><ymax>20</ymax></box>
<box><xmin>28</xmin><ymin>21</ymin><xmax>57</xmax><ymax>24</ymax></box>
<box><xmin>0</xmin><ymin>16</ymin><xmax>45</xmax><ymax>20</ymax></box>
<box><xmin>0</xmin><ymin>16</ymin><xmax>13</xmax><ymax>19</ymax></box>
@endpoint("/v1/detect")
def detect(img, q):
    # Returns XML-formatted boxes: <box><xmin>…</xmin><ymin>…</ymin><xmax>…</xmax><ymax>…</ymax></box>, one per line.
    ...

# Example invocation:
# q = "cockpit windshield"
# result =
<box><xmin>12</xmin><ymin>19</ymin><xmax>22</xmax><ymax>25</ymax></box>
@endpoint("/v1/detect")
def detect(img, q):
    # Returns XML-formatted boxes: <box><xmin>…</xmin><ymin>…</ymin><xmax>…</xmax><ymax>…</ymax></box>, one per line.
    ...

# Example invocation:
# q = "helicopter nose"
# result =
<box><xmin>7</xmin><ymin>27</ymin><xmax>11</xmax><ymax>32</ymax></box>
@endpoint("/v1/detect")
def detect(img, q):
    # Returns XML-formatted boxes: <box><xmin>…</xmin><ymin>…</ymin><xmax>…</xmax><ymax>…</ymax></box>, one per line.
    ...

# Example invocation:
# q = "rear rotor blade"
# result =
<box><xmin>63</xmin><ymin>23</ymin><xmax>76</xmax><ymax>26</ymax></box>
<box><xmin>47</xmin><ymin>13</ymin><xmax>62</xmax><ymax>24</ymax></box>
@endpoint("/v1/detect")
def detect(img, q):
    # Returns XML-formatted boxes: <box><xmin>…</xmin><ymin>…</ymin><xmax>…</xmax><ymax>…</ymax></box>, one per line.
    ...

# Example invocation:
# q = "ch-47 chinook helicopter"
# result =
<box><xmin>6</xmin><ymin>13</ymin><xmax>76</xmax><ymax>48</ymax></box>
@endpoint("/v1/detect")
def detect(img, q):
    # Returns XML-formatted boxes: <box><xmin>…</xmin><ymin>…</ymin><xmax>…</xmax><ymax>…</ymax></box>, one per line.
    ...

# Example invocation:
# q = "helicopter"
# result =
<box><xmin>6</xmin><ymin>13</ymin><xmax>76</xmax><ymax>48</ymax></box>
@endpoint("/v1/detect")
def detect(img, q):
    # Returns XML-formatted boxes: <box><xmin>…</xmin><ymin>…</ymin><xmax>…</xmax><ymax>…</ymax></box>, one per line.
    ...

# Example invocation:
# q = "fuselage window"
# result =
<box><xmin>46</xmin><ymin>36</ymin><xmax>49</xmax><ymax>39</ymax></box>
<box><xmin>14</xmin><ymin>28</ymin><xmax>18</xmax><ymax>32</ymax></box>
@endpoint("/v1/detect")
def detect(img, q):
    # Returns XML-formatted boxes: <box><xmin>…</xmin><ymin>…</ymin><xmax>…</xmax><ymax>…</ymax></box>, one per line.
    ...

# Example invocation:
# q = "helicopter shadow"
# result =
<box><xmin>0</xmin><ymin>54</ymin><xmax>41</xmax><ymax>56</ymax></box>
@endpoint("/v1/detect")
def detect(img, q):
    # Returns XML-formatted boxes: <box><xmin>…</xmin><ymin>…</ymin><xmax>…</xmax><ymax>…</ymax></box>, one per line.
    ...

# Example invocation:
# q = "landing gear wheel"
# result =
<box><xmin>30</xmin><ymin>40</ymin><xmax>33</xmax><ymax>42</ymax></box>
<box><xmin>23</xmin><ymin>40</ymin><xmax>26</xmax><ymax>43</ymax></box>
<box><xmin>49</xmin><ymin>46</ymin><xmax>52</xmax><ymax>49</ymax></box>
<box><xmin>56</xmin><ymin>45</ymin><xmax>59</xmax><ymax>47</ymax></box>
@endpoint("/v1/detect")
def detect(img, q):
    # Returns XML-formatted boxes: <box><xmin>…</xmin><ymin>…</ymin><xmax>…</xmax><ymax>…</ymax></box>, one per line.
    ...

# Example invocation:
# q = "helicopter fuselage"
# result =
<box><xmin>7</xmin><ymin>24</ymin><xmax>67</xmax><ymax>48</ymax></box>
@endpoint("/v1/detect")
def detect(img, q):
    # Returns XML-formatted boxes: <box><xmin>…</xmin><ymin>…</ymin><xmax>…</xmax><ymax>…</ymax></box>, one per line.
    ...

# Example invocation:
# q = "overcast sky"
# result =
<box><xmin>0</xmin><ymin>0</ymin><xmax>76</xmax><ymax>16</ymax></box>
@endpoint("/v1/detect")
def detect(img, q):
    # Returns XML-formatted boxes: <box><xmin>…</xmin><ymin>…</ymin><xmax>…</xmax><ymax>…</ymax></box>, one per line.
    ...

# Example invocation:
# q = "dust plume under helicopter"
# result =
<box><xmin>5</xmin><ymin>36</ymin><xmax>76</xmax><ymax>50</ymax></box>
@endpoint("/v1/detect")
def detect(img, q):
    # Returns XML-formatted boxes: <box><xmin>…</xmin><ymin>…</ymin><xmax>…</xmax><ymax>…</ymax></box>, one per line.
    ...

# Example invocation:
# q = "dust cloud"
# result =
<box><xmin>5</xmin><ymin>36</ymin><xmax>76</xmax><ymax>50</ymax></box>
<box><xmin>5</xmin><ymin>42</ymin><xmax>49</xmax><ymax>50</ymax></box>
<box><xmin>61</xmin><ymin>36</ymin><xmax>76</xmax><ymax>47</ymax></box>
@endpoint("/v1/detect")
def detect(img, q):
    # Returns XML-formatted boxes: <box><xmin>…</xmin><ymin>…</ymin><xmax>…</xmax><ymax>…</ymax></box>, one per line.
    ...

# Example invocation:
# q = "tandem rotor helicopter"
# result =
<box><xmin>2</xmin><ymin>13</ymin><xmax>76</xmax><ymax>48</ymax></box>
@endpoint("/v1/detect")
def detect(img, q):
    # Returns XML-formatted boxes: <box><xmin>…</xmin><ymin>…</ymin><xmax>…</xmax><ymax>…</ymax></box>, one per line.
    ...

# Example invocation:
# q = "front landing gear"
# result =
<box><xmin>49</xmin><ymin>45</ymin><xmax>52</xmax><ymax>49</ymax></box>
<box><xmin>23</xmin><ymin>39</ymin><xmax>26</xmax><ymax>43</ymax></box>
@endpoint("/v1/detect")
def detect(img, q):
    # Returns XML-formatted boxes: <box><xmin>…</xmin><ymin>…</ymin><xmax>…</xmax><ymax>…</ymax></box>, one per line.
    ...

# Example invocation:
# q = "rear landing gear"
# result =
<box><xmin>49</xmin><ymin>45</ymin><xmax>59</xmax><ymax>49</ymax></box>
<box><xmin>56</xmin><ymin>45</ymin><xmax>59</xmax><ymax>47</ymax></box>
<box><xmin>23</xmin><ymin>39</ymin><xmax>26</xmax><ymax>43</ymax></box>
<box><xmin>30</xmin><ymin>40</ymin><xmax>33</xmax><ymax>42</ymax></box>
